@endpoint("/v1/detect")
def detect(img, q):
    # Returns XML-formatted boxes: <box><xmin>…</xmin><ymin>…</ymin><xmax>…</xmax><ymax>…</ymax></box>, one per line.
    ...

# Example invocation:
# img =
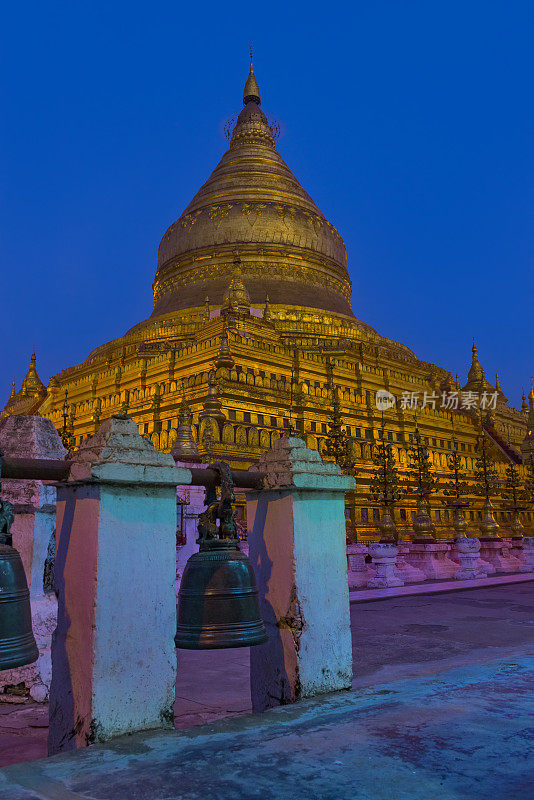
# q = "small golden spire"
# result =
<box><xmin>21</xmin><ymin>349</ymin><xmax>46</xmax><ymax>397</ymax></box>
<box><xmin>527</xmin><ymin>379</ymin><xmax>534</xmax><ymax>426</ymax></box>
<box><xmin>464</xmin><ymin>338</ymin><xmax>487</xmax><ymax>390</ymax></box>
<box><xmin>522</xmin><ymin>391</ymin><xmax>528</xmax><ymax>412</ymax></box>
<box><xmin>8</xmin><ymin>380</ymin><xmax>16</xmax><ymax>401</ymax></box>
<box><xmin>200</xmin><ymin>367</ymin><xmax>226</xmax><ymax>421</ymax></box>
<box><xmin>215</xmin><ymin>322</ymin><xmax>235</xmax><ymax>369</ymax></box>
<box><xmin>495</xmin><ymin>372</ymin><xmax>502</xmax><ymax>392</ymax></box>
<box><xmin>243</xmin><ymin>45</ymin><xmax>261</xmax><ymax>106</ymax></box>
<box><xmin>171</xmin><ymin>392</ymin><xmax>200</xmax><ymax>461</ymax></box>
<box><xmin>263</xmin><ymin>294</ymin><xmax>272</xmax><ymax>322</ymax></box>
<box><xmin>222</xmin><ymin>256</ymin><xmax>251</xmax><ymax>313</ymax></box>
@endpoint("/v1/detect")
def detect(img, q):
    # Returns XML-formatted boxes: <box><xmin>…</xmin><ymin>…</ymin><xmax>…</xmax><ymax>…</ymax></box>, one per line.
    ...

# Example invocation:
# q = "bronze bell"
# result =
<box><xmin>176</xmin><ymin>463</ymin><xmax>267</xmax><ymax>650</ymax></box>
<box><xmin>0</xmin><ymin>498</ymin><xmax>39</xmax><ymax>671</ymax></box>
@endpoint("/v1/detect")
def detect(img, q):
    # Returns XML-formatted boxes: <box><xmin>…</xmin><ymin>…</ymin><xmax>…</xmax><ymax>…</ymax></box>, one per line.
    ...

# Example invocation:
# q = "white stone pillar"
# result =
<box><xmin>246</xmin><ymin>437</ymin><xmax>354</xmax><ymax>712</ymax></box>
<box><xmin>454</xmin><ymin>537</ymin><xmax>483</xmax><ymax>580</ymax></box>
<box><xmin>368</xmin><ymin>542</ymin><xmax>404</xmax><ymax>588</ymax></box>
<box><xmin>0</xmin><ymin>415</ymin><xmax>65</xmax><ymax>702</ymax></box>
<box><xmin>48</xmin><ymin>415</ymin><xmax>190</xmax><ymax>754</ymax></box>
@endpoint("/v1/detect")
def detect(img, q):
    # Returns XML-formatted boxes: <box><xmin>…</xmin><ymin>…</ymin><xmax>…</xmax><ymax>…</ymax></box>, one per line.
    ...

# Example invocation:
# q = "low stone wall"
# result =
<box><xmin>347</xmin><ymin>537</ymin><xmax>534</xmax><ymax>590</ymax></box>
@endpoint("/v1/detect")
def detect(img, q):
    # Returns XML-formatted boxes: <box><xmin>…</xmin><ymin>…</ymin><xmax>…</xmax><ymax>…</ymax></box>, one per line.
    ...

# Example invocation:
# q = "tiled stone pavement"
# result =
<box><xmin>0</xmin><ymin>584</ymin><xmax>532</xmax><ymax>798</ymax></box>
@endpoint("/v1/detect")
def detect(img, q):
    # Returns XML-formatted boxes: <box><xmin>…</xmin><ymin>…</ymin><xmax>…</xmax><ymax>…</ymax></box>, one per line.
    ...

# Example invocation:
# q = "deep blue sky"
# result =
<box><xmin>1</xmin><ymin>1</ymin><xmax>533</xmax><ymax>408</ymax></box>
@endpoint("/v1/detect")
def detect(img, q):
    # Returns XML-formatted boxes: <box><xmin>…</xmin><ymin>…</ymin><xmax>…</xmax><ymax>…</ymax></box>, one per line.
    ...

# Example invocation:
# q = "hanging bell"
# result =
<box><xmin>0</xmin><ymin>500</ymin><xmax>39</xmax><ymax>671</ymax></box>
<box><xmin>176</xmin><ymin>463</ymin><xmax>267</xmax><ymax>650</ymax></box>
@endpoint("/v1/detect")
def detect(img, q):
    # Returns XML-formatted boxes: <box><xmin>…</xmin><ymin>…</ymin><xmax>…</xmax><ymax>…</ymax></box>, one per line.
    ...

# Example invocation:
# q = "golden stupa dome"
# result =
<box><xmin>153</xmin><ymin>59</ymin><xmax>352</xmax><ymax>318</ymax></box>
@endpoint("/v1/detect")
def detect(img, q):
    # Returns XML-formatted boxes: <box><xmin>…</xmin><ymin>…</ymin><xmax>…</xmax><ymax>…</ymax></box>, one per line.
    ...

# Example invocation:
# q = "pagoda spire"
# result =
<box><xmin>263</xmin><ymin>294</ymin><xmax>272</xmax><ymax>322</ymax></box>
<box><xmin>171</xmin><ymin>391</ymin><xmax>200</xmax><ymax>462</ymax></box>
<box><xmin>20</xmin><ymin>349</ymin><xmax>46</xmax><ymax>397</ymax></box>
<box><xmin>214</xmin><ymin>322</ymin><xmax>235</xmax><ymax>369</ymax></box>
<box><xmin>521</xmin><ymin>380</ymin><xmax>534</xmax><ymax>464</ymax></box>
<box><xmin>200</xmin><ymin>368</ymin><xmax>226</xmax><ymax>422</ymax></box>
<box><xmin>528</xmin><ymin>381</ymin><xmax>534</xmax><ymax>424</ymax></box>
<box><xmin>243</xmin><ymin>44</ymin><xmax>261</xmax><ymax>105</ymax></box>
<box><xmin>463</xmin><ymin>338</ymin><xmax>488</xmax><ymax>392</ymax></box>
<box><xmin>222</xmin><ymin>255</ymin><xmax>251</xmax><ymax>314</ymax></box>
<box><xmin>494</xmin><ymin>371</ymin><xmax>507</xmax><ymax>403</ymax></box>
<box><xmin>9</xmin><ymin>381</ymin><xmax>16</xmax><ymax>401</ymax></box>
<box><xmin>522</xmin><ymin>390</ymin><xmax>528</xmax><ymax>412</ymax></box>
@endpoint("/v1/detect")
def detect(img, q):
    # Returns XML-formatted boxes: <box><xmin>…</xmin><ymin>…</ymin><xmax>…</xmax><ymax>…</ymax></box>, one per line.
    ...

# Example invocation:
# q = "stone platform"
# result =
<box><xmin>0</xmin><ymin>584</ymin><xmax>532</xmax><ymax>798</ymax></box>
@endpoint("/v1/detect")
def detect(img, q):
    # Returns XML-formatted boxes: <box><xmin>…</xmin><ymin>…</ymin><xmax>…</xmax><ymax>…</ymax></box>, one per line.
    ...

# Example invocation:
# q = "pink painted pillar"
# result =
<box><xmin>48</xmin><ymin>416</ymin><xmax>190</xmax><ymax>754</ymax></box>
<box><xmin>247</xmin><ymin>437</ymin><xmax>355</xmax><ymax>712</ymax></box>
<box><xmin>405</xmin><ymin>541</ymin><xmax>459</xmax><ymax>580</ymax></box>
<box><xmin>478</xmin><ymin>539</ymin><xmax>518</xmax><ymax>573</ymax></box>
<box><xmin>395</xmin><ymin>540</ymin><xmax>426</xmax><ymax>583</ymax></box>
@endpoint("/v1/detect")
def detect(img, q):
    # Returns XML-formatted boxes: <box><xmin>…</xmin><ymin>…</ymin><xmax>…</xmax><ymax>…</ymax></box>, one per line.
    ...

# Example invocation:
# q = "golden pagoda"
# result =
<box><xmin>3</xmin><ymin>57</ymin><xmax>532</xmax><ymax>538</ymax></box>
<box><xmin>3</xmin><ymin>351</ymin><xmax>47</xmax><ymax>416</ymax></box>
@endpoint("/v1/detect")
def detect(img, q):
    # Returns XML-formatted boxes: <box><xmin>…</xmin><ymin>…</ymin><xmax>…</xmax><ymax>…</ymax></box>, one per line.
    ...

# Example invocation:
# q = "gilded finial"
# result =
<box><xmin>522</xmin><ymin>391</ymin><xmax>528</xmax><ymax>412</ymax></box>
<box><xmin>464</xmin><ymin>337</ymin><xmax>487</xmax><ymax>391</ymax></box>
<box><xmin>20</xmin><ymin>349</ymin><xmax>46</xmax><ymax>397</ymax></box>
<box><xmin>200</xmin><ymin>365</ymin><xmax>226</xmax><ymax>422</ymax></box>
<box><xmin>263</xmin><ymin>294</ymin><xmax>272</xmax><ymax>322</ymax></box>
<box><xmin>9</xmin><ymin>380</ymin><xmax>16</xmax><ymax>400</ymax></box>
<box><xmin>222</xmin><ymin>257</ymin><xmax>250</xmax><ymax>313</ymax></box>
<box><xmin>215</xmin><ymin>322</ymin><xmax>235</xmax><ymax>369</ymax></box>
<box><xmin>243</xmin><ymin>46</ymin><xmax>261</xmax><ymax>106</ymax></box>
<box><xmin>171</xmin><ymin>391</ymin><xmax>200</xmax><ymax>461</ymax></box>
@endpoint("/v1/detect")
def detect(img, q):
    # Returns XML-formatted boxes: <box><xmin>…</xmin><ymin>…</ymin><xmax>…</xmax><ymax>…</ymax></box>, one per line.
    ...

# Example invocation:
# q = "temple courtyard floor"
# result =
<box><xmin>0</xmin><ymin>583</ymin><xmax>532</xmax><ymax>799</ymax></box>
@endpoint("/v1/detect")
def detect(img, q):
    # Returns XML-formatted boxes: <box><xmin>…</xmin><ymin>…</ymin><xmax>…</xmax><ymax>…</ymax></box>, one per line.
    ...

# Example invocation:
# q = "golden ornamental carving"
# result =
<box><xmin>180</xmin><ymin>210</ymin><xmax>202</xmax><ymax>234</ymax></box>
<box><xmin>153</xmin><ymin>260</ymin><xmax>351</xmax><ymax>304</ymax></box>
<box><xmin>305</xmin><ymin>212</ymin><xmax>323</xmax><ymax>235</ymax></box>
<box><xmin>326</xmin><ymin>221</ymin><xmax>343</xmax><ymax>243</ymax></box>
<box><xmin>161</xmin><ymin>202</ymin><xmax>344</xmax><ymax>259</ymax></box>
<box><xmin>272</xmin><ymin>204</ymin><xmax>297</xmax><ymax>226</ymax></box>
<box><xmin>207</xmin><ymin>204</ymin><xmax>233</xmax><ymax>229</ymax></box>
<box><xmin>241</xmin><ymin>203</ymin><xmax>267</xmax><ymax>226</ymax></box>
